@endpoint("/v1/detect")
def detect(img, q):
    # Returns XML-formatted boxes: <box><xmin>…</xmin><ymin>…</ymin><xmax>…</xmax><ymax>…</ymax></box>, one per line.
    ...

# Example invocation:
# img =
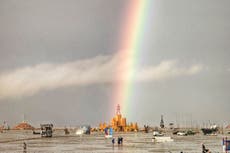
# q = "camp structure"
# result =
<box><xmin>13</xmin><ymin>122</ymin><xmax>34</xmax><ymax>130</ymax></box>
<box><xmin>40</xmin><ymin>124</ymin><xmax>53</xmax><ymax>137</ymax></box>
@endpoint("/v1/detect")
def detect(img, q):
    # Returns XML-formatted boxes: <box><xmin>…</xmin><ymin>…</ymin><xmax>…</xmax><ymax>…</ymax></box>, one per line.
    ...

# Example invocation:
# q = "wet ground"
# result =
<box><xmin>0</xmin><ymin>130</ymin><xmax>226</xmax><ymax>153</ymax></box>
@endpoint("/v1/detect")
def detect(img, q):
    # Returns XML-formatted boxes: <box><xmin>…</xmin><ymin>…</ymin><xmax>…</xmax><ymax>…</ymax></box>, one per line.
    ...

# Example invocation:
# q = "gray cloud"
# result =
<box><xmin>0</xmin><ymin>53</ymin><xmax>203</xmax><ymax>100</ymax></box>
<box><xmin>136</xmin><ymin>60</ymin><xmax>202</xmax><ymax>82</ymax></box>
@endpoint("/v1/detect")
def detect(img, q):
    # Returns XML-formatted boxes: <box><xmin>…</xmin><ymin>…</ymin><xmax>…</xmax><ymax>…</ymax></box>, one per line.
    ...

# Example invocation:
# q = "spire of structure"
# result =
<box><xmin>116</xmin><ymin>104</ymin><xmax>121</xmax><ymax>115</ymax></box>
<box><xmin>23</xmin><ymin>114</ymin><xmax>26</xmax><ymax>123</ymax></box>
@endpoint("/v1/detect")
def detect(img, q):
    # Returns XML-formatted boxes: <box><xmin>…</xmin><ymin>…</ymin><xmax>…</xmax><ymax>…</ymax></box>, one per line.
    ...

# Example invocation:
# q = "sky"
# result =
<box><xmin>0</xmin><ymin>0</ymin><xmax>230</xmax><ymax>128</ymax></box>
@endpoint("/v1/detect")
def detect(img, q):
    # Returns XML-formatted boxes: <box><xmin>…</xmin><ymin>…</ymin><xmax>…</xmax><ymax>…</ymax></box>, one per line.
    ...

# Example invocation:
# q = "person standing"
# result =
<box><xmin>23</xmin><ymin>142</ymin><xmax>27</xmax><ymax>153</ymax></box>
<box><xmin>112</xmin><ymin>138</ymin><xmax>115</xmax><ymax>146</ymax></box>
<box><xmin>202</xmin><ymin>143</ymin><xmax>209</xmax><ymax>153</ymax></box>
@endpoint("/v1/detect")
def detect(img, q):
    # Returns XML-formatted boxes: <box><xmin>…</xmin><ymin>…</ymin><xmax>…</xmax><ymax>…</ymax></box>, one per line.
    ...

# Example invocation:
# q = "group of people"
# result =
<box><xmin>112</xmin><ymin>136</ymin><xmax>123</xmax><ymax>145</ymax></box>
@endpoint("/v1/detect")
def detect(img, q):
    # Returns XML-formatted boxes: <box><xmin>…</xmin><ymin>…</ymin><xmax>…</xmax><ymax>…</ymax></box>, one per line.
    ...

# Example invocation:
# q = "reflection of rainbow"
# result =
<box><xmin>113</xmin><ymin>1</ymin><xmax>152</xmax><ymax>116</ymax></box>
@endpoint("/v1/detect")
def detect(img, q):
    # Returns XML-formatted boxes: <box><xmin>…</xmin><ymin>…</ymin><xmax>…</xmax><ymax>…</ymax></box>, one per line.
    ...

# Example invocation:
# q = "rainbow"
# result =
<box><xmin>112</xmin><ymin>1</ymin><xmax>152</xmax><ymax>117</ymax></box>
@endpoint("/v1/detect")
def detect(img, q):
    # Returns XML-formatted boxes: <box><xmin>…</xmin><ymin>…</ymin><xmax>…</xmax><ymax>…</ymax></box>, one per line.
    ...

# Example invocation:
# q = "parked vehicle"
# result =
<box><xmin>177</xmin><ymin>131</ymin><xmax>187</xmax><ymax>136</ymax></box>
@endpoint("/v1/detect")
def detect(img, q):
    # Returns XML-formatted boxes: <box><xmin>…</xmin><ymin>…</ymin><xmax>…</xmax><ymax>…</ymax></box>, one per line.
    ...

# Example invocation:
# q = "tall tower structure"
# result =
<box><xmin>160</xmin><ymin>115</ymin><xmax>165</xmax><ymax>128</ymax></box>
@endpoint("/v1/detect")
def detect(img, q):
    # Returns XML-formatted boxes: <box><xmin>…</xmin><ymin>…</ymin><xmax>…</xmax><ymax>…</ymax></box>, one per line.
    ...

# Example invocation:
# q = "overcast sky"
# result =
<box><xmin>0</xmin><ymin>0</ymin><xmax>230</xmax><ymax>127</ymax></box>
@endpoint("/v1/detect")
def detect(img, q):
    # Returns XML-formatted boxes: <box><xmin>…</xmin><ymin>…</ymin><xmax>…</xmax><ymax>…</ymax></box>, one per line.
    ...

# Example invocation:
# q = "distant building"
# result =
<box><xmin>99</xmin><ymin>104</ymin><xmax>138</xmax><ymax>132</ymax></box>
<box><xmin>160</xmin><ymin>115</ymin><xmax>165</xmax><ymax>128</ymax></box>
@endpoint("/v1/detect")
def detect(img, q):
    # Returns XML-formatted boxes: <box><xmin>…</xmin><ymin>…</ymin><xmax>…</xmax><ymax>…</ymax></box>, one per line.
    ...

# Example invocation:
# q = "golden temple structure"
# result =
<box><xmin>99</xmin><ymin>104</ymin><xmax>138</xmax><ymax>132</ymax></box>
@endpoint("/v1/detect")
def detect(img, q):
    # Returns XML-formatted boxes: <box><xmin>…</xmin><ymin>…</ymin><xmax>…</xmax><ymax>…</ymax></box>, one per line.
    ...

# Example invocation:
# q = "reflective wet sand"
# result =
<box><xmin>0</xmin><ymin>130</ymin><xmax>226</xmax><ymax>153</ymax></box>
